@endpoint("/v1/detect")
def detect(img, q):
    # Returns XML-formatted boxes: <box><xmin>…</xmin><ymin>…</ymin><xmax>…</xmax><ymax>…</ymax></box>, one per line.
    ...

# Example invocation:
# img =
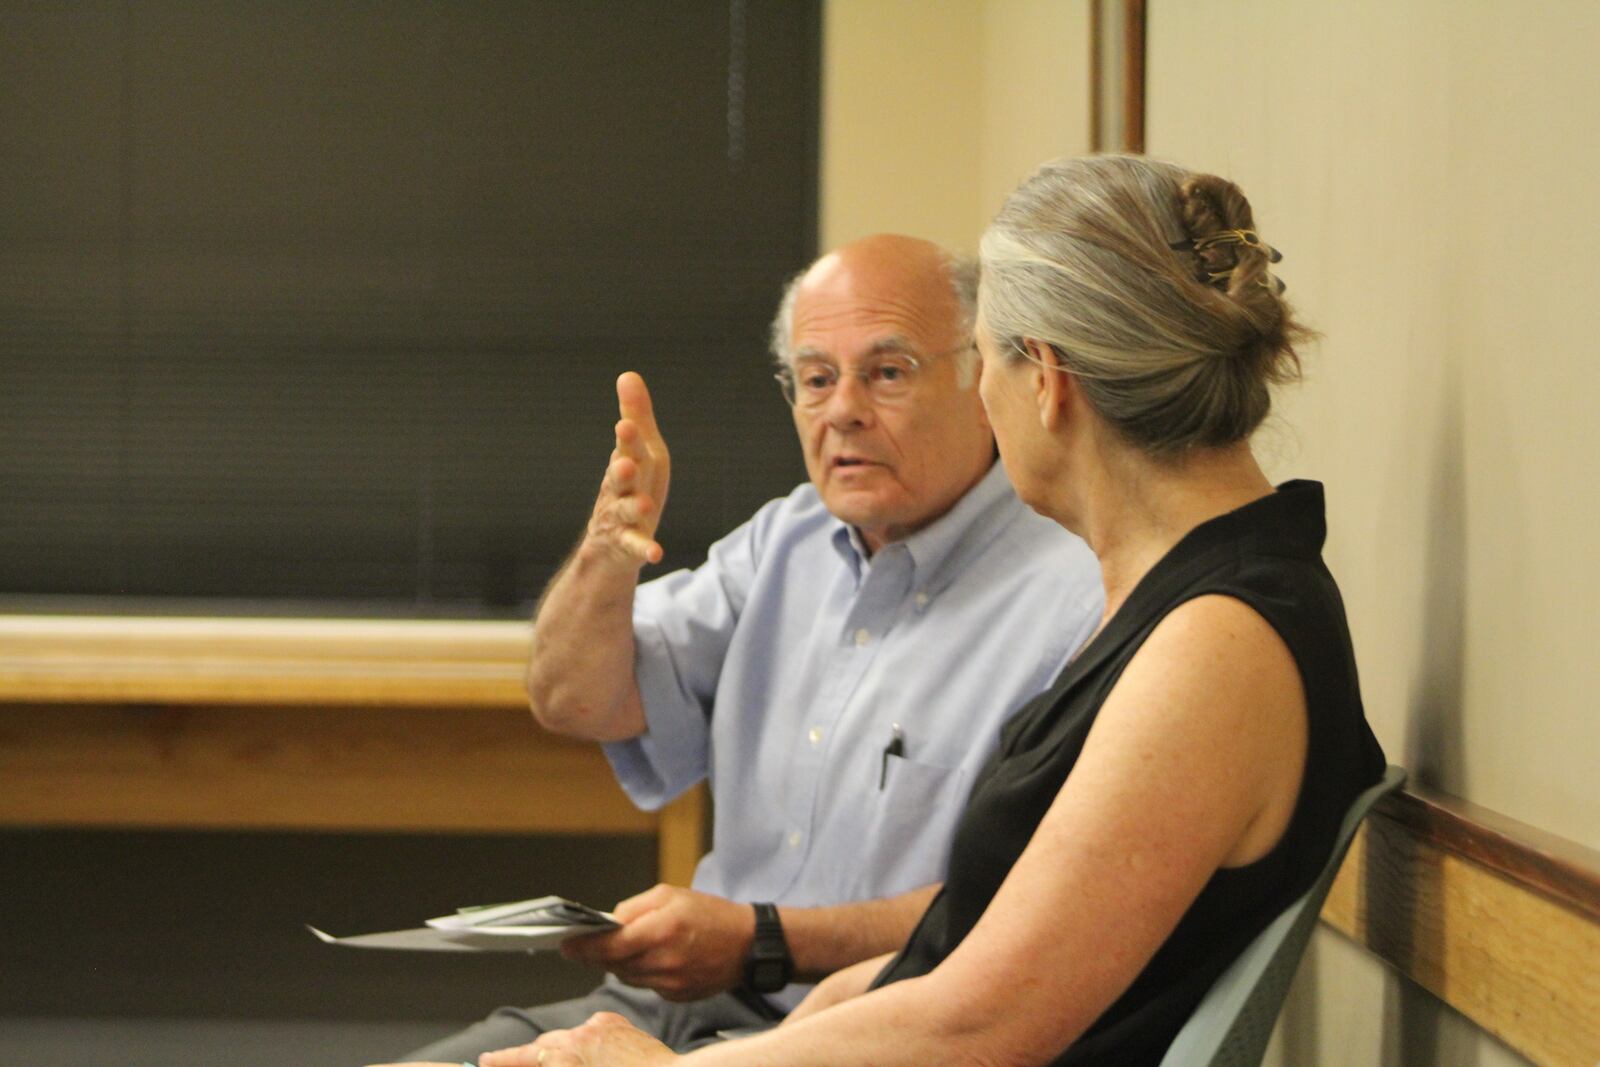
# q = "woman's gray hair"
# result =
<box><xmin>979</xmin><ymin>155</ymin><xmax>1310</xmax><ymax>456</ymax></box>
<box><xmin>768</xmin><ymin>249</ymin><xmax>980</xmax><ymax>387</ymax></box>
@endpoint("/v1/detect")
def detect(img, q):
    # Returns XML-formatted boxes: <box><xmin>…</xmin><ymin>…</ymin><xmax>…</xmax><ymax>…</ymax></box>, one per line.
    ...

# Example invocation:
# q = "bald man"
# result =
<box><xmin>397</xmin><ymin>236</ymin><xmax>1102</xmax><ymax>1061</ymax></box>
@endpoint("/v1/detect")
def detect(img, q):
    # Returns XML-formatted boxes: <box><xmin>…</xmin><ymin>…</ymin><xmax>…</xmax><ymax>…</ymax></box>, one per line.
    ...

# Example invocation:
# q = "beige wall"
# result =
<box><xmin>819</xmin><ymin>0</ymin><xmax>1090</xmax><ymax>254</ymax></box>
<box><xmin>823</xmin><ymin>2</ymin><xmax>1596</xmax><ymax>1064</ymax></box>
<box><xmin>1148</xmin><ymin>2</ymin><xmax>1600</xmax><ymax>1065</ymax></box>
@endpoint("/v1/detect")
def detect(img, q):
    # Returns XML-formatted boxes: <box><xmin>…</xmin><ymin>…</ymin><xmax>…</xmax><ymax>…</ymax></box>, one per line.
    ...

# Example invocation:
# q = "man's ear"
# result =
<box><xmin>1021</xmin><ymin>339</ymin><xmax>1072</xmax><ymax>430</ymax></box>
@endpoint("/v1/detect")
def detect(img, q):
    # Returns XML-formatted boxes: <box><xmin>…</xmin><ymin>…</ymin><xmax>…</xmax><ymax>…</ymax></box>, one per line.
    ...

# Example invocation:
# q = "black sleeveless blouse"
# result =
<box><xmin>871</xmin><ymin>480</ymin><xmax>1386</xmax><ymax>1066</ymax></box>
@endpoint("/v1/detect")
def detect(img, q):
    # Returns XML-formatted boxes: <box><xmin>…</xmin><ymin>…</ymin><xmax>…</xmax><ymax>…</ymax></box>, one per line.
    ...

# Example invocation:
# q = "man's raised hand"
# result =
<box><xmin>587</xmin><ymin>372</ymin><xmax>671</xmax><ymax>568</ymax></box>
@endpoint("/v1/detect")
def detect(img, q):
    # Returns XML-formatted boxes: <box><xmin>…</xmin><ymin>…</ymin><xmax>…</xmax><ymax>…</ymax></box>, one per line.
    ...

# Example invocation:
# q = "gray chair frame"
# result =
<box><xmin>1157</xmin><ymin>764</ymin><xmax>1408</xmax><ymax>1067</ymax></box>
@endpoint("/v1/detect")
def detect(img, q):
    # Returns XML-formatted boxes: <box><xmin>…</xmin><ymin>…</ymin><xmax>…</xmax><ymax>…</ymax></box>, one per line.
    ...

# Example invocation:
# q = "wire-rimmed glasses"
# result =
<box><xmin>774</xmin><ymin>342</ymin><xmax>972</xmax><ymax>410</ymax></box>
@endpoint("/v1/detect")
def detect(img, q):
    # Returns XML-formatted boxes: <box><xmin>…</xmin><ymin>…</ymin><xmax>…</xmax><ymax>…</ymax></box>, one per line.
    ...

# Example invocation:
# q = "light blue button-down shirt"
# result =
<box><xmin>604</xmin><ymin>461</ymin><xmax>1101</xmax><ymax>1000</ymax></box>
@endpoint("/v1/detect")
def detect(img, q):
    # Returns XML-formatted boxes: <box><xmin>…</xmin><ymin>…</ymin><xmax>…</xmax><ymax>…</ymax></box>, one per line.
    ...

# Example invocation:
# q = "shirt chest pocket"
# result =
<box><xmin>839</xmin><ymin>754</ymin><xmax>973</xmax><ymax>898</ymax></box>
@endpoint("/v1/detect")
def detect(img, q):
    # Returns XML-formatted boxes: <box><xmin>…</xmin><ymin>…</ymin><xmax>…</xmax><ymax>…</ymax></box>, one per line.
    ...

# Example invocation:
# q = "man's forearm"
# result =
<box><xmin>779</xmin><ymin>884</ymin><xmax>939</xmax><ymax>981</ymax></box>
<box><xmin>527</xmin><ymin>371</ymin><xmax>670</xmax><ymax>743</ymax></box>
<box><xmin>525</xmin><ymin>539</ymin><xmax>648</xmax><ymax>742</ymax></box>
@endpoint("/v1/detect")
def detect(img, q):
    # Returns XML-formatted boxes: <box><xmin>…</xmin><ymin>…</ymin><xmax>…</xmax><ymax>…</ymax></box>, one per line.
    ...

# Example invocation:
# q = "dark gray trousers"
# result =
<box><xmin>396</xmin><ymin>977</ymin><xmax>782</xmax><ymax>1063</ymax></box>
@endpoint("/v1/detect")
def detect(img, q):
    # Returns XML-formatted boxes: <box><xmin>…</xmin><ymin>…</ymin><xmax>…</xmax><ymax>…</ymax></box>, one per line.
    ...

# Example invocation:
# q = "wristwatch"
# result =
<box><xmin>743</xmin><ymin>901</ymin><xmax>795</xmax><ymax>993</ymax></box>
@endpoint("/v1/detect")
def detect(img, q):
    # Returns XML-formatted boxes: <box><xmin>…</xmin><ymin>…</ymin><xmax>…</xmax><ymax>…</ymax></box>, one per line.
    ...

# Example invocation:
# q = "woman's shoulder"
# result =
<box><xmin>1092</xmin><ymin>594</ymin><xmax>1310</xmax><ymax>867</ymax></box>
<box><xmin>1120</xmin><ymin>593</ymin><xmax>1305</xmax><ymax>732</ymax></box>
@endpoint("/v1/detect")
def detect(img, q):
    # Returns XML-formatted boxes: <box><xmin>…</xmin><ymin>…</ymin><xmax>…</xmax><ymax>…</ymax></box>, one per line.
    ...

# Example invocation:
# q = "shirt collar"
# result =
<box><xmin>827</xmin><ymin>459</ymin><xmax>1021</xmax><ymax>589</ymax></box>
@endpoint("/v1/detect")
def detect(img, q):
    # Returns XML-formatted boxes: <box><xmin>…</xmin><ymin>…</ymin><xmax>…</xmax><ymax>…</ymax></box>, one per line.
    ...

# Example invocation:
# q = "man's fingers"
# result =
<box><xmin>613</xmin><ymin>494</ymin><xmax>655</xmax><ymax>526</ymax></box>
<box><xmin>613</xmin><ymin>882</ymin><xmax>674</xmax><ymax>922</ymax></box>
<box><xmin>587</xmin><ymin>375</ymin><xmax>668</xmax><ymax>569</ymax></box>
<box><xmin>614</xmin><ymin>419</ymin><xmax>663</xmax><ymax>479</ymax></box>
<box><xmin>616</xmin><ymin>372</ymin><xmax>663</xmax><ymax>443</ymax></box>
<box><xmin>561</xmin><ymin>918</ymin><xmax>659</xmax><ymax>965</ymax></box>
<box><xmin>565</xmin><ymin>896</ymin><xmax>680</xmax><ymax>966</ymax></box>
<box><xmin>608</xmin><ymin>451</ymin><xmax>636</xmax><ymax>489</ymax></box>
<box><xmin>614</xmin><ymin>419</ymin><xmax>640</xmax><ymax>458</ymax></box>
<box><xmin>619</xmin><ymin>529</ymin><xmax>663</xmax><ymax>565</ymax></box>
<box><xmin>599</xmin><ymin>457</ymin><xmax>658</xmax><ymax>534</ymax></box>
<box><xmin>611</xmin><ymin>424</ymin><xmax>663</xmax><ymax>495</ymax></box>
<box><xmin>560</xmin><ymin>935</ymin><xmax>622</xmax><ymax>966</ymax></box>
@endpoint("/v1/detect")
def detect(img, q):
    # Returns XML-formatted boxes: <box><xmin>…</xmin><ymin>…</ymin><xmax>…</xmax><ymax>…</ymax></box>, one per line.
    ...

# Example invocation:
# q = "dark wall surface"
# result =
<box><xmin>0</xmin><ymin>828</ymin><xmax>655</xmax><ymax>1022</ymax></box>
<box><xmin>0</xmin><ymin>2</ymin><xmax>818</xmax><ymax>1054</ymax></box>
<box><xmin>0</xmin><ymin>1</ymin><xmax>819</xmax><ymax>608</ymax></box>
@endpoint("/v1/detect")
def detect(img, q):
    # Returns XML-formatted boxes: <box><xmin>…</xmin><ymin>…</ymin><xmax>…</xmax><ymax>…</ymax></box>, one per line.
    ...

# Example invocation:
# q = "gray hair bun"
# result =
<box><xmin>979</xmin><ymin>155</ymin><xmax>1312</xmax><ymax>456</ymax></box>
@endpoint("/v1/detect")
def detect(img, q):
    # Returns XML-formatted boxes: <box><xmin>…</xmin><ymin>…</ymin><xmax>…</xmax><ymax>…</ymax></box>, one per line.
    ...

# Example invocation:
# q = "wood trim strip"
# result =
<box><xmin>1089</xmin><ymin>0</ymin><xmax>1103</xmax><ymax>152</ymax></box>
<box><xmin>1122</xmin><ymin>0</ymin><xmax>1146</xmax><ymax>154</ymax></box>
<box><xmin>1373</xmin><ymin>784</ymin><xmax>1600</xmax><ymax>924</ymax></box>
<box><xmin>1322</xmin><ymin>802</ymin><xmax>1600</xmax><ymax>1067</ymax></box>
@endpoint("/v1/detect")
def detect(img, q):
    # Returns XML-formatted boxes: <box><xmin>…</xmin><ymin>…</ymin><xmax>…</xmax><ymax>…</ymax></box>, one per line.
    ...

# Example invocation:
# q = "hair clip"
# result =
<box><xmin>1193</xmin><ymin>228</ymin><xmax>1259</xmax><ymax>250</ymax></box>
<box><xmin>1192</xmin><ymin>229</ymin><xmax>1283</xmax><ymax>263</ymax></box>
<box><xmin>1169</xmin><ymin>237</ymin><xmax>1286</xmax><ymax>292</ymax></box>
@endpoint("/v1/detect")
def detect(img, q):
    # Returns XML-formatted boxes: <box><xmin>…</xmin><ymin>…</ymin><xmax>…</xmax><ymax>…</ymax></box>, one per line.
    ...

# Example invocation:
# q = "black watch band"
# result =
<box><xmin>743</xmin><ymin>901</ymin><xmax>794</xmax><ymax>994</ymax></box>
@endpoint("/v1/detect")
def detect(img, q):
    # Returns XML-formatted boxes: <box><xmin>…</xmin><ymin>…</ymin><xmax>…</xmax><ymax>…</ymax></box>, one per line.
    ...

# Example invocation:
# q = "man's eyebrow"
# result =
<box><xmin>865</xmin><ymin>335</ymin><xmax>920</xmax><ymax>358</ymax></box>
<box><xmin>793</xmin><ymin>336</ymin><xmax>920</xmax><ymax>363</ymax></box>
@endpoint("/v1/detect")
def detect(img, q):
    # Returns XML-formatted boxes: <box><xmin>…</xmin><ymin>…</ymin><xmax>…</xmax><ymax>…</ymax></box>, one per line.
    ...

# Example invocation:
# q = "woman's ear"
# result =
<box><xmin>1021</xmin><ymin>339</ymin><xmax>1072</xmax><ymax>430</ymax></box>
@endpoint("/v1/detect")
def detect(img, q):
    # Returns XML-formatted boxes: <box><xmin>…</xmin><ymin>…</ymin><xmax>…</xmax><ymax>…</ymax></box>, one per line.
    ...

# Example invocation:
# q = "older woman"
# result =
<box><xmin>440</xmin><ymin>155</ymin><xmax>1386</xmax><ymax>1067</ymax></box>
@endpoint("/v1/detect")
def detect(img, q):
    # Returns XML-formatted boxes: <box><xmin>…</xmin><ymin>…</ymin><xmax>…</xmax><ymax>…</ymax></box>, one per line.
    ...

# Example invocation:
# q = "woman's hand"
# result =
<box><xmin>479</xmin><ymin>1012</ymin><xmax>678</xmax><ymax>1067</ymax></box>
<box><xmin>780</xmin><ymin>952</ymin><xmax>892</xmax><ymax>1026</ymax></box>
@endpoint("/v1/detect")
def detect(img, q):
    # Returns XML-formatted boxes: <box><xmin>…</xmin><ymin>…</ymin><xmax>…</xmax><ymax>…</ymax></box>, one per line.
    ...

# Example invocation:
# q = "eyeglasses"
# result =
<box><xmin>774</xmin><ymin>342</ymin><xmax>972</xmax><ymax>410</ymax></box>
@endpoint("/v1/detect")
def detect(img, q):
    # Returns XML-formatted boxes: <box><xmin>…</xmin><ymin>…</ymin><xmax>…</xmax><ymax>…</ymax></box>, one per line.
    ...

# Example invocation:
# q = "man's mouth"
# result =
<box><xmin>832</xmin><ymin>456</ymin><xmax>878</xmax><ymax>469</ymax></box>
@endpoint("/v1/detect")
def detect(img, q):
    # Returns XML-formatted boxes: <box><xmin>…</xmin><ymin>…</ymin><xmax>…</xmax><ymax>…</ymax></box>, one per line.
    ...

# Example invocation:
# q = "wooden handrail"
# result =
<box><xmin>1376</xmin><ymin>784</ymin><xmax>1600</xmax><ymax>923</ymax></box>
<box><xmin>1322</xmin><ymin>781</ymin><xmax>1600</xmax><ymax>1067</ymax></box>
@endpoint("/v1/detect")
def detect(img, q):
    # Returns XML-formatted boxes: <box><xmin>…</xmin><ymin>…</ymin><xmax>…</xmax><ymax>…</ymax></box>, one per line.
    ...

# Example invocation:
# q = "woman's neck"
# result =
<box><xmin>1054</xmin><ymin>440</ymin><xmax>1275</xmax><ymax>622</ymax></box>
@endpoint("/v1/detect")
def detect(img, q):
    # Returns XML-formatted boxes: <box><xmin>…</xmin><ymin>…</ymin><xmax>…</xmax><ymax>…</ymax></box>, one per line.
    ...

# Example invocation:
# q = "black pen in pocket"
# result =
<box><xmin>878</xmin><ymin>723</ymin><xmax>905</xmax><ymax>789</ymax></box>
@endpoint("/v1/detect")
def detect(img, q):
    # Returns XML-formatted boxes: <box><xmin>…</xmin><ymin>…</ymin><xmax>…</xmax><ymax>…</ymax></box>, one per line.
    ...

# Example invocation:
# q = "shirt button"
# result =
<box><xmin>808</xmin><ymin>726</ymin><xmax>823</xmax><ymax>746</ymax></box>
<box><xmin>854</xmin><ymin>628</ymin><xmax>871</xmax><ymax>647</ymax></box>
<box><xmin>915</xmin><ymin>592</ymin><xmax>930</xmax><ymax>609</ymax></box>
<box><xmin>787</xmin><ymin>831</ymin><xmax>803</xmax><ymax>849</ymax></box>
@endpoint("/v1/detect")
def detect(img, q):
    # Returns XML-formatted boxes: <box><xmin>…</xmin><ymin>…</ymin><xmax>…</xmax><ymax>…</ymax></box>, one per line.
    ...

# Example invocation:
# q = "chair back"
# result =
<box><xmin>1156</xmin><ymin>764</ymin><xmax>1407</xmax><ymax>1067</ymax></box>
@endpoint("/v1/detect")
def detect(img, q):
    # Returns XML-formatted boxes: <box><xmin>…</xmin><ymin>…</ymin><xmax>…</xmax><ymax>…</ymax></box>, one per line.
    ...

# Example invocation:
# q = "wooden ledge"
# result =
<box><xmin>1322</xmin><ymin>784</ymin><xmax>1600</xmax><ymax>1067</ymax></box>
<box><xmin>0</xmin><ymin>614</ymin><xmax>708</xmax><ymax>885</ymax></box>
<box><xmin>1377</xmin><ymin>784</ymin><xmax>1600</xmax><ymax>923</ymax></box>
<box><xmin>0</xmin><ymin>614</ymin><xmax>532</xmax><ymax>707</ymax></box>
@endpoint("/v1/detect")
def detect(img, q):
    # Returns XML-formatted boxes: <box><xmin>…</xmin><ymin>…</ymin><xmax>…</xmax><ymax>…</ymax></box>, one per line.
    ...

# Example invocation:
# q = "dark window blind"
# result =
<box><xmin>0</xmin><ymin>1</ymin><xmax>818</xmax><ymax>611</ymax></box>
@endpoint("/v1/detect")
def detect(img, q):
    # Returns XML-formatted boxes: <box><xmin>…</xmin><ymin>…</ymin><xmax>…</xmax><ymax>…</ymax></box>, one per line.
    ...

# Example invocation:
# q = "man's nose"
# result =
<box><xmin>823</xmin><ymin>373</ymin><xmax>875</xmax><ymax>427</ymax></box>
